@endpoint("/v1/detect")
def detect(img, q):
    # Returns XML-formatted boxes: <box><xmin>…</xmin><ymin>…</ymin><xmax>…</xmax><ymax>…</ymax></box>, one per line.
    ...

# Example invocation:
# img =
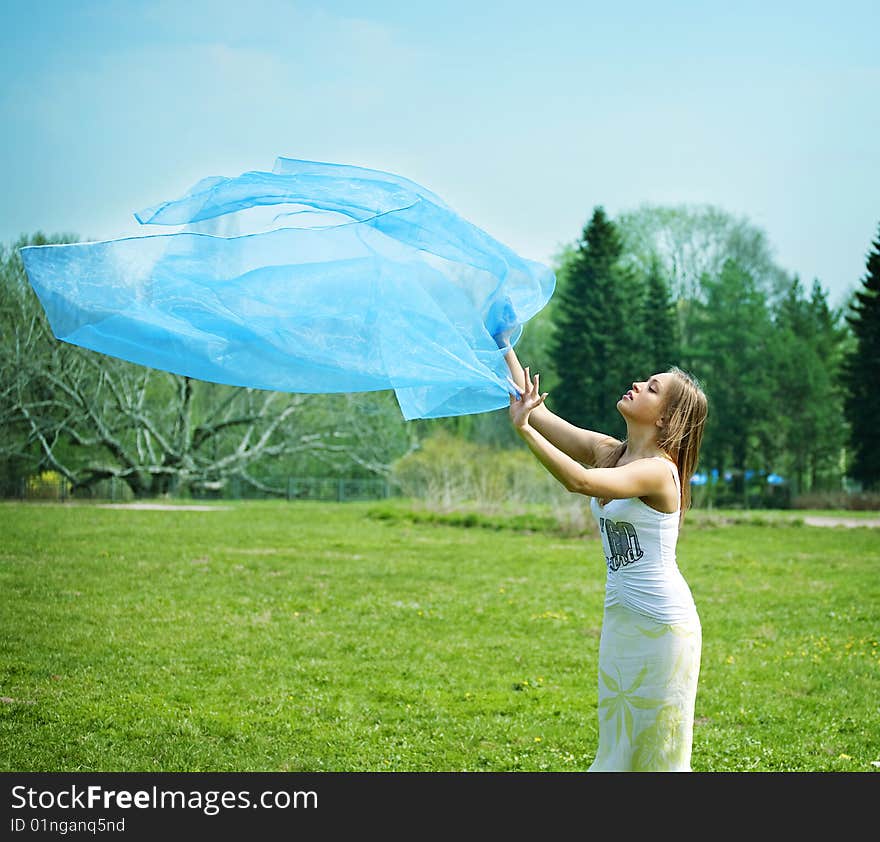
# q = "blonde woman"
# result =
<box><xmin>499</xmin><ymin>337</ymin><xmax>709</xmax><ymax>772</ymax></box>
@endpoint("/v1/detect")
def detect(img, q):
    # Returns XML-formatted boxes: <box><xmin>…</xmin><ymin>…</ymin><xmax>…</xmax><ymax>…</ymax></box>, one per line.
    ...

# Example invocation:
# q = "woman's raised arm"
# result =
<box><xmin>501</xmin><ymin>345</ymin><xmax>621</xmax><ymax>467</ymax></box>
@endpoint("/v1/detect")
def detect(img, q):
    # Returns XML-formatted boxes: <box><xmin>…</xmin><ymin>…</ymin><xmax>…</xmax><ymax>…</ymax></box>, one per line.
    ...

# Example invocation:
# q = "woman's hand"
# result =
<box><xmin>508</xmin><ymin>366</ymin><xmax>548</xmax><ymax>431</ymax></box>
<box><xmin>488</xmin><ymin>295</ymin><xmax>519</xmax><ymax>348</ymax></box>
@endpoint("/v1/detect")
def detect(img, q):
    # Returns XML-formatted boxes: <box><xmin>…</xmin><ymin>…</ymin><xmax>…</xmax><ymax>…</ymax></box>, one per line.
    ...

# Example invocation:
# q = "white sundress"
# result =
<box><xmin>587</xmin><ymin>456</ymin><xmax>702</xmax><ymax>772</ymax></box>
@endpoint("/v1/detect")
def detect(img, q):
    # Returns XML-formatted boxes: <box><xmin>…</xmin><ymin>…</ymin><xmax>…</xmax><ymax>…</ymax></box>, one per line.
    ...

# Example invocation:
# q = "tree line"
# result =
<box><xmin>540</xmin><ymin>205</ymin><xmax>875</xmax><ymax>501</ymax></box>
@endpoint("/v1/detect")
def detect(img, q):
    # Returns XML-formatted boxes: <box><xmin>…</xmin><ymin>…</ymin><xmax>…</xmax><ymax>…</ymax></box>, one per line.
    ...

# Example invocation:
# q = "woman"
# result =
<box><xmin>498</xmin><ymin>335</ymin><xmax>709</xmax><ymax>772</ymax></box>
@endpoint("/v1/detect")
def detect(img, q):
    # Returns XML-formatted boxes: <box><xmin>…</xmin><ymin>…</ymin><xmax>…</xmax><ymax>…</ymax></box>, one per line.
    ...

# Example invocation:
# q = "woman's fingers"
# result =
<box><xmin>508</xmin><ymin>368</ymin><xmax>542</xmax><ymax>404</ymax></box>
<box><xmin>521</xmin><ymin>370</ymin><xmax>537</xmax><ymax>396</ymax></box>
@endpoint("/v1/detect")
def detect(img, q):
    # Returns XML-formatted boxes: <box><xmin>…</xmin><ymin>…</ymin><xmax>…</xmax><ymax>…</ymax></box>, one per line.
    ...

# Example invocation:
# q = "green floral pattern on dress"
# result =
<box><xmin>632</xmin><ymin>704</ymin><xmax>688</xmax><ymax>771</ymax></box>
<box><xmin>589</xmin><ymin>607</ymin><xmax>701</xmax><ymax>772</ymax></box>
<box><xmin>598</xmin><ymin>665</ymin><xmax>664</xmax><ymax>744</ymax></box>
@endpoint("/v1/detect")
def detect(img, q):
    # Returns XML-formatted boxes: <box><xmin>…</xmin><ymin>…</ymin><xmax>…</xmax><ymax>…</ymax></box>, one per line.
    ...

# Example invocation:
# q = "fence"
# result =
<box><xmin>3</xmin><ymin>474</ymin><xmax>396</xmax><ymax>503</ymax></box>
<box><xmin>6</xmin><ymin>471</ymin><xmax>876</xmax><ymax>509</ymax></box>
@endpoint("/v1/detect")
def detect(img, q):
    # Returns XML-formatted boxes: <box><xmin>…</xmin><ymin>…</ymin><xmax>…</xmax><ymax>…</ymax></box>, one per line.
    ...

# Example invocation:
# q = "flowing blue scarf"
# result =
<box><xmin>19</xmin><ymin>157</ymin><xmax>555</xmax><ymax>420</ymax></box>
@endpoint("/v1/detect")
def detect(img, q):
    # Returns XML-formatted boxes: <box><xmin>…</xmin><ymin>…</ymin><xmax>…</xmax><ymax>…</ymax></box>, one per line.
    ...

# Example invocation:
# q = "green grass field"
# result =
<box><xmin>1</xmin><ymin>498</ymin><xmax>878</xmax><ymax>772</ymax></box>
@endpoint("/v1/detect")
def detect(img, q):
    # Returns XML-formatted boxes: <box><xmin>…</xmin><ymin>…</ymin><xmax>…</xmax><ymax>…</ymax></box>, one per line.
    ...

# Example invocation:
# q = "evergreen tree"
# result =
<box><xmin>547</xmin><ymin>207</ymin><xmax>633</xmax><ymax>438</ymax></box>
<box><xmin>807</xmin><ymin>278</ymin><xmax>852</xmax><ymax>488</ymax></box>
<box><xmin>640</xmin><ymin>254</ymin><xmax>679</xmax><ymax>373</ymax></box>
<box><xmin>691</xmin><ymin>258</ymin><xmax>777</xmax><ymax>502</ymax></box>
<box><xmin>772</xmin><ymin>276</ymin><xmax>849</xmax><ymax>495</ymax></box>
<box><xmin>842</xmin><ymin>223</ymin><xmax>880</xmax><ymax>490</ymax></box>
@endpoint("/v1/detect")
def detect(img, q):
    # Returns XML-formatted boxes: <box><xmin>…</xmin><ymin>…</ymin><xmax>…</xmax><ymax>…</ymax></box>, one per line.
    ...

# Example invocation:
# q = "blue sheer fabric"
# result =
<box><xmin>19</xmin><ymin>157</ymin><xmax>555</xmax><ymax>420</ymax></box>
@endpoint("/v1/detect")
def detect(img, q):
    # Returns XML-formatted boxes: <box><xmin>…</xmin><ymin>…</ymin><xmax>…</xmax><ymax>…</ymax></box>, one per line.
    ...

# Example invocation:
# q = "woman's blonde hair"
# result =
<box><xmin>597</xmin><ymin>366</ymin><xmax>708</xmax><ymax>527</ymax></box>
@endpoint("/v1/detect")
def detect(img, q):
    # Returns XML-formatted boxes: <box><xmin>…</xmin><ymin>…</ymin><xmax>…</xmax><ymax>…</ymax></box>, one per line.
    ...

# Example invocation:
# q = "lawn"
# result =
<box><xmin>1</xmin><ymin>498</ymin><xmax>878</xmax><ymax>772</ymax></box>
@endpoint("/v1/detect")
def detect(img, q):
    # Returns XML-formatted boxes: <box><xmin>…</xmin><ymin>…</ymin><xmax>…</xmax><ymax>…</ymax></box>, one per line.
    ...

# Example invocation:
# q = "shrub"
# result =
<box><xmin>390</xmin><ymin>429</ymin><xmax>569</xmax><ymax>510</ymax></box>
<box><xmin>24</xmin><ymin>470</ymin><xmax>66</xmax><ymax>500</ymax></box>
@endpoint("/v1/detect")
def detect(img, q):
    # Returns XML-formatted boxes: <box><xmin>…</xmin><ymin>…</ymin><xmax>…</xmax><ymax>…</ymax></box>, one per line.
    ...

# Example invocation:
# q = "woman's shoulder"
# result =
<box><xmin>614</xmin><ymin>454</ymin><xmax>675</xmax><ymax>470</ymax></box>
<box><xmin>596</xmin><ymin>454</ymin><xmax>679</xmax><ymax>511</ymax></box>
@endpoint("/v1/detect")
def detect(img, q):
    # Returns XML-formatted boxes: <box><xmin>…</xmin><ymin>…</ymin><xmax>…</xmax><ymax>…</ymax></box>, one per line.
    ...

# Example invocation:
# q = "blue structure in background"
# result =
<box><xmin>692</xmin><ymin>469</ymin><xmax>786</xmax><ymax>486</ymax></box>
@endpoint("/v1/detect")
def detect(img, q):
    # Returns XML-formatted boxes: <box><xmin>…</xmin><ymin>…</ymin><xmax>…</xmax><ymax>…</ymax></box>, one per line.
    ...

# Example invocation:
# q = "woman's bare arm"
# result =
<box><xmin>502</xmin><ymin>345</ymin><xmax>621</xmax><ymax>466</ymax></box>
<box><xmin>516</xmin><ymin>424</ymin><xmax>667</xmax><ymax>499</ymax></box>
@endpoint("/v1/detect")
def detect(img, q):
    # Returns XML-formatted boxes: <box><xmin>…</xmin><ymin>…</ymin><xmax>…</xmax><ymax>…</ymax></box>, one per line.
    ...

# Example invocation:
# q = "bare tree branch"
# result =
<box><xmin>2</xmin><ymin>234</ymin><xmax>419</xmax><ymax>498</ymax></box>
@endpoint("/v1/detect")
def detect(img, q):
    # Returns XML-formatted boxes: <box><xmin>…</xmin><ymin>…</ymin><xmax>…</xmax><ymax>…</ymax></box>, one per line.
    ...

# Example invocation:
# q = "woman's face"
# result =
<box><xmin>618</xmin><ymin>372</ymin><xmax>672</xmax><ymax>425</ymax></box>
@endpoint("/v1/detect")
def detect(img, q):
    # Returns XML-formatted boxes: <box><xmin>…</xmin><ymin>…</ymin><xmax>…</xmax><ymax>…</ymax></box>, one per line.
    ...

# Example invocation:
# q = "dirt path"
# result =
<box><xmin>801</xmin><ymin>515</ymin><xmax>880</xmax><ymax>528</ymax></box>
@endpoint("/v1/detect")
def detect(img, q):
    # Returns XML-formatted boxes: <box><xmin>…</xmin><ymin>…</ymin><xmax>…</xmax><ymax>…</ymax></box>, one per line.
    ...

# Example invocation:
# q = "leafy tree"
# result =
<box><xmin>615</xmin><ymin>203</ymin><xmax>792</xmax><ymax>356</ymax></box>
<box><xmin>842</xmin><ymin>223</ymin><xmax>880</xmax><ymax>490</ymax></box>
<box><xmin>1</xmin><ymin>234</ymin><xmax>416</xmax><ymax>498</ymax></box>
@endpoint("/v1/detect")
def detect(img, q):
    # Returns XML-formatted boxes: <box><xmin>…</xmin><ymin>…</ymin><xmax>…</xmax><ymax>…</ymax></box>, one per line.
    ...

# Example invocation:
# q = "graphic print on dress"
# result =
<box><xmin>599</xmin><ymin>517</ymin><xmax>644</xmax><ymax>571</ymax></box>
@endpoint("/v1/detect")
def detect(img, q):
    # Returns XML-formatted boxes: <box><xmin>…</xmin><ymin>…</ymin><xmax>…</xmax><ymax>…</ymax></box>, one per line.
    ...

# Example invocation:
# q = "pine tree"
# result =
<box><xmin>691</xmin><ymin>258</ymin><xmax>777</xmax><ymax>502</ymax></box>
<box><xmin>772</xmin><ymin>276</ymin><xmax>849</xmax><ymax>495</ymax></box>
<box><xmin>547</xmin><ymin>207</ymin><xmax>631</xmax><ymax>437</ymax></box>
<box><xmin>640</xmin><ymin>254</ymin><xmax>679</xmax><ymax>373</ymax></box>
<box><xmin>842</xmin><ymin>223</ymin><xmax>880</xmax><ymax>490</ymax></box>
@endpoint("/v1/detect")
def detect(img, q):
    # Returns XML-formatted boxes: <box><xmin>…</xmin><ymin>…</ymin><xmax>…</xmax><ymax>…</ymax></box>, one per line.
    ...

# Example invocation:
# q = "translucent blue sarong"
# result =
<box><xmin>19</xmin><ymin>157</ymin><xmax>555</xmax><ymax>420</ymax></box>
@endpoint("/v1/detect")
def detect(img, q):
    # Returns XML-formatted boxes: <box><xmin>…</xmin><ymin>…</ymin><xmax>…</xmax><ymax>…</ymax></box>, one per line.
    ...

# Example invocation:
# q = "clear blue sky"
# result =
<box><xmin>2</xmin><ymin>0</ymin><xmax>877</xmax><ymax>310</ymax></box>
